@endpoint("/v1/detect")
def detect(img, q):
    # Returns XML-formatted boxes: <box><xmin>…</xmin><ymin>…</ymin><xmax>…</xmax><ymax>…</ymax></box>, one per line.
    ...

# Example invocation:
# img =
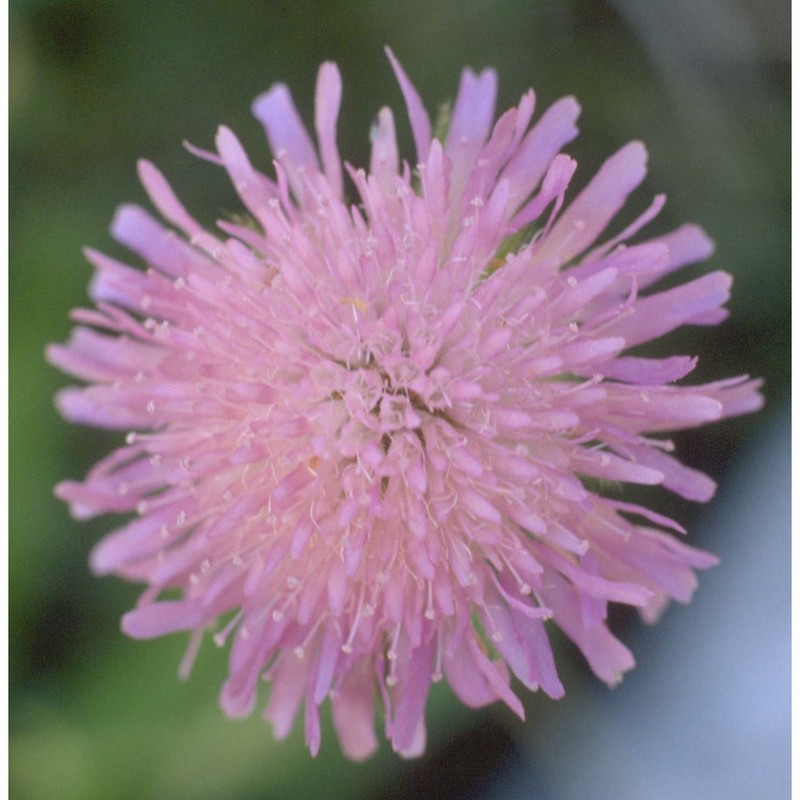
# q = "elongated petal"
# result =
<box><xmin>385</xmin><ymin>47</ymin><xmax>431</xmax><ymax>164</ymax></box>
<box><xmin>252</xmin><ymin>84</ymin><xmax>319</xmax><ymax>171</ymax></box>
<box><xmin>315</xmin><ymin>62</ymin><xmax>344</xmax><ymax>199</ymax></box>
<box><xmin>331</xmin><ymin>659</ymin><xmax>378</xmax><ymax>761</ymax></box>
<box><xmin>533</xmin><ymin>141</ymin><xmax>648</xmax><ymax>269</ymax></box>
<box><xmin>501</xmin><ymin>95</ymin><xmax>581</xmax><ymax>209</ymax></box>
<box><xmin>446</xmin><ymin>66</ymin><xmax>497</xmax><ymax>195</ymax></box>
<box><xmin>122</xmin><ymin>601</ymin><xmax>207</xmax><ymax>638</ymax></box>
<box><xmin>369</xmin><ymin>107</ymin><xmax>400</xmax><ymax>191</ymax></box>
<box><xmin>605</xmin><ymin>271</ymin><xmax>732</xmax><ymax>347</ymax></box>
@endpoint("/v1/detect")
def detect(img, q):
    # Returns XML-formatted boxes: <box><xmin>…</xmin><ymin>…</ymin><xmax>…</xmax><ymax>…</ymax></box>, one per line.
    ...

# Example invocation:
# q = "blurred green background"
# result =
<box><xmin>9</xmin><ymin>1</ymin><xmax>789</xmax><ymax>798</ymax></box>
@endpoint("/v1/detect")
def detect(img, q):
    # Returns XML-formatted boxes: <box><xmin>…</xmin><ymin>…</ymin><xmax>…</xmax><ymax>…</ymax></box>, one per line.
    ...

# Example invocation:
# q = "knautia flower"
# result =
<box><xmin>49</xmin><ymin>49</ymin><xmax>762</xmax><ymax>759</ymax></box>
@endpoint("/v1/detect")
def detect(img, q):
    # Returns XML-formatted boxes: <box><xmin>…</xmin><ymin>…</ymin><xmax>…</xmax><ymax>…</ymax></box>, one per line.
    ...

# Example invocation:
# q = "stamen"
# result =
<box><xmin>481</xmin><ymin>601</ymin><xmax>503</xmax><ymax>643</ymax></box>
<box><xmin>213</xmin><ymin>609</ymin><xmax>244</xmax><ymax>647</ymax></box>
<box><xmin>178</xmin><ymin>628</ymin><xmax>204</xmax><ymax>681</ymax></box>
<box><xmin>490</xmin><ymin>570</ymin><xmax>549</xmax><ymax>620</ymax></box>
<box><xmin>501</xmin><ymin>551</ymin><xmax>533</xmax><ymax>596</ymax></box>
<box><xmin>294</xmin><ymin>614</ymin><xmax>327</xmax><ymax>660</ymax></box>
<box><xmin>432</xmin><ymin>627</ymin><xmax>443</xmax><ymax>682</ymax></box>
<box><xmin>386</xmin><ymin>622</ymin><xmax>401</xmax><ymax>663</ymax></box>
<box><xmin>342</xmin><ymin>582</ymin><xmax>366</xmax><ymax>654</ymax></box>
<box><xmin>424</xmin><ymin>581</ymin><xmax>435</xmax><ymax>620</ymax></box>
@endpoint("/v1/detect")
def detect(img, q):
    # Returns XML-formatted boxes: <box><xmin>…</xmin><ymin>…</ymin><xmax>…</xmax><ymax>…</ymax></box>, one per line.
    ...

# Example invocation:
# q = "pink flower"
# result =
<box><xmin>49</xmin><ymin>50</ymin><xmax>762</xmax><ymax>759</ymax></box>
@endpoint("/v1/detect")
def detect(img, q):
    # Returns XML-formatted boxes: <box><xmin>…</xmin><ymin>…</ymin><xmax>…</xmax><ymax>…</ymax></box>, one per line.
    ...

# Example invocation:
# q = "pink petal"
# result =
<box><xmin>500</xmin><ymin>95</ymin><xmax>581</xmax><ymax>210</ymax></box>
<box><xmin>534</xmin><ymin>141</ymin><xmax>648</xmax><ymax>269</ymax></box>
<box><xmin>443</xmin><ymin>634</ymin><xmax>502</xmax><ymax>707</ymax></box>
<box><xmin>445</xmin><ymin>66</ymin><xmax>498</xmax><ymax>195</ymax></box>
<box><xmin>369</xmin><ymin>107</ymin><xmax>400</xmax><ymax>191</ymax></box>
<box><xmin>390</xmin><ymin>634</ymin><xmax>434</xmax><ymax>756</ymax></box>
<box><xmin>214</xmin><ymin>125</ymin><xmax>277</xmax><ymax>229</ymax></box>
<box><xmin>508</xmin><ymin>153</ymin><xmax>577</xmax><ymax>234</ymax></box>
<box><xmin>623</xmin><ymin>444</ymin><xmax>717</xmax><ymax>502</ymax></box>
<box><xmin>314</xmin><ymin>62</ymin><xmax>344</xmax><ymax>199</ymax></box>
<box><xmin>251</xmin><ymin>83</ymin><xmax>319</xmax><ymax>172</ymax></box>
<box><xmin>46</xmin><ymin>328</ymin><xmax>161</xmax><ymax>383</ymax></box>
<box><xmin>699</xmin><ymin>376</ymin><xmax>765</xmax><ymax>418</ymax></box>
<box><xmin>331</xmin><ymin>660</ymin><xmax>379</xmax><ymax>762</ymax></box>
<box><xmin>312</xmin><ymin>624</ymin><xmax>341</xmax><ymax>704</ymax></box>
<box><xmin>480</xmin><ymin>584</ymin><xmax>564</xmax><ymax>700</ymax></box>
<box><xmin>605</xmin><ymin>271</ymin><xmax>732</xmax><ymax>347</ymax></box>
<box><xmin>581</xmin><ymin>192</ymin><xmax>666</xmax><ymax>263</ymax></box>
<box><xmin>111</xmin><ymin>205</ymin><xmax>205</xmax><ymax>278</ymax></box>
<box><xmin>264</xmin><ymin>652</ymin><xmax>309</xmax><ymax>740</ymax></box>
<box><xmin>137</xmin><ymin>160</ymin><xmax>206</xmax><ymax>240</ymax></box>
<box><xmin>385</xmin><ymin>47</ymin><xmax>431</xmax><ymax>164</ymax></box>
<box><xmin>122</xmin><ymin>600</ymin><xmax>207</xmax><ymax>639</ymax></box>
<box><xmin>543</xmin><ymin>572</ymin><xmax>635</xmax><ymax>686</ymax></box>
<box><xmin>595</xmin><ymin>526</ymin><xmax>717</xmax><ymax>605</ymax></box>
<box><xmin>600</xmin><ymin>355</ymin><xmax>698</xmax><ymax>384</ymax></box>
<box><xmin>637</xmin><ymin>223</ymin><xmax>715</xmax><ymax>290</ymax></box>
<box><xmin>574</xmin><ymin>448</ymin><xmax>664</xmax><ymax>485</ymax></box>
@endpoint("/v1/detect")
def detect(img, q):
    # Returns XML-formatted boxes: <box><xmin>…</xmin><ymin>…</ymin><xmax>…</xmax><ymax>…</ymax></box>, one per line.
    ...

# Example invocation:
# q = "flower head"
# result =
<box><xmin>49</xmin><ymin>50</ymin><xmax>762</xmax><ymax>759</ymax></box>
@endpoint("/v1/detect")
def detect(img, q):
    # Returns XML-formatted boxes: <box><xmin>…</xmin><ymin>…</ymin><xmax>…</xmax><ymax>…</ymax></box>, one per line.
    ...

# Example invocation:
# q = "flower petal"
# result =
<box><xmin>534</xmin><ymin>141</ymin><xmax>648</xmax><ymax>269</ymax></box>
<box><xmin>314</xmin><ymin>62</ymin><xmax>344</xmax><ymax>199</ymax></box>
<box><xmin>385</xmin><ymin>47</ymin><xmax>432</xmax><ymax>164</ymax></box>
